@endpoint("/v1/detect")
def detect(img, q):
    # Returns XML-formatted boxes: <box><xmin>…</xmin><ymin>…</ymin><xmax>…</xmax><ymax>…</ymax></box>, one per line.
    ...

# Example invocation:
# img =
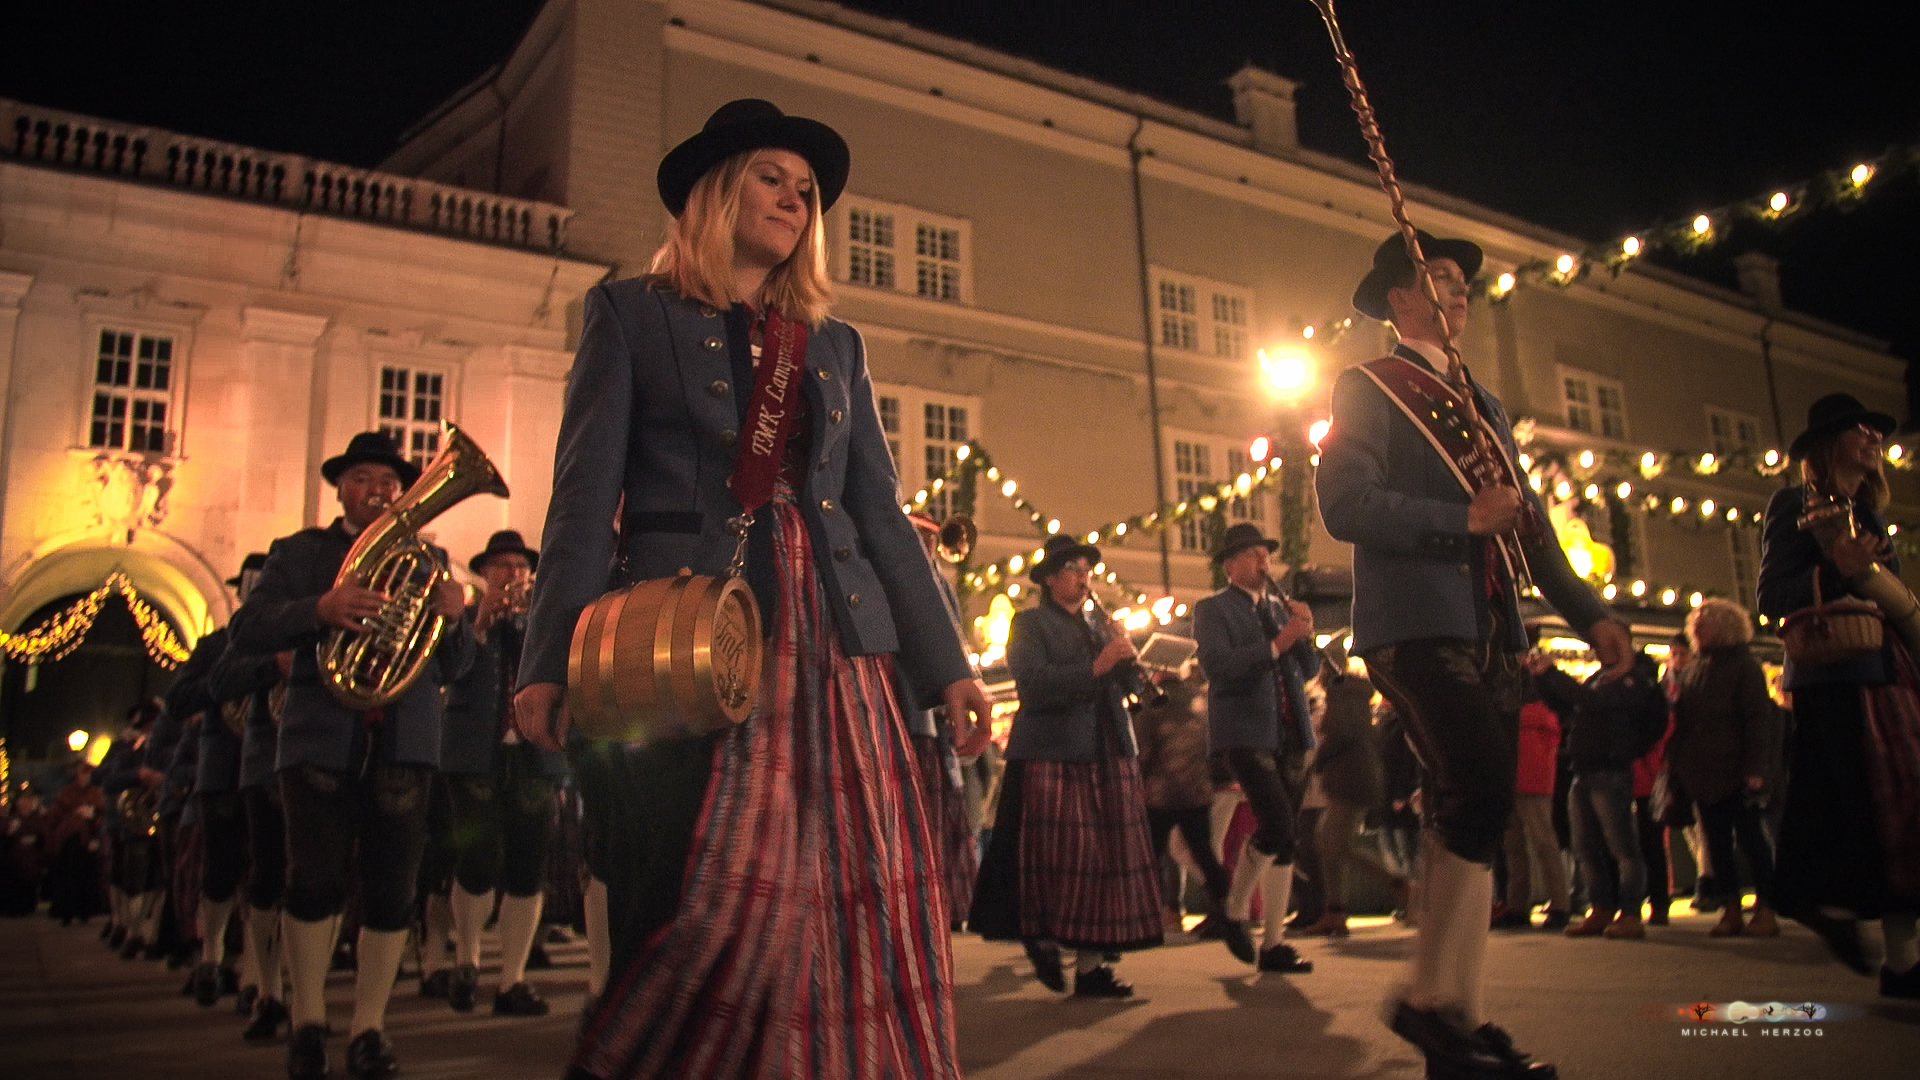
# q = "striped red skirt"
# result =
<box><xmin>913</xmin><ymin>735</ymin><xmax>979</xmax><ymax>928</ymax></box>
<box><xmin>570</xmin><ymin>495</ymin><xmax>960</xmax><ymax>1080</ymax></box>
<box><xmin>970</xmin><ymin>755</ymin><xmax>1164</xmax><ymax>952</ymax></box>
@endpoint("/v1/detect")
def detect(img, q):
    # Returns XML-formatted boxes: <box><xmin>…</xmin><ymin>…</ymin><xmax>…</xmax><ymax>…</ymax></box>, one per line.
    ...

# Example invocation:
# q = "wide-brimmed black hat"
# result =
<box><xmin>468</xmin><ymin>529</ymin><xmax>539</xmax><ymax>575</ymax></box>
<box><xmin>1029</xmin><ymin>533</ymin><xmax>1101</xmax><ymax>584</ymax></box>
<box><xmin>657</xmin><ymin>98</ymin><xmax>850</xmax><ymax>217</ymax></box>
<box><xmin>224</xmin><ymin>552</ymin><xmax>268</xmax><ymax>589</ymax></box>
<box><xmin>1788</xmin><ymin>393</ymin><xmax>1897</xmax><ymax>461</ymax></box>
<box><xmin>1351</xmin><ymin>230</ymin><xmax>1485</xmax><ymax>322</ymax></box>
<box><xmin>320</xmin><ymin>431</ymin><xmax>420</xmax><ymax>489</ymax></box>
<box><xmin>1211</xmin><ymin>522</ymin><xmax>1280</xmax><ymax>565</ymax></box>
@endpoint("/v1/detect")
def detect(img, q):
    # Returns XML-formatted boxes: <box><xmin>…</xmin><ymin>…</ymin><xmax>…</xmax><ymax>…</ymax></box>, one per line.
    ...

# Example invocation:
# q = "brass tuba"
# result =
<box><xmin>319</xmin><ymin>422</ymin><xmax>509</xmax><ymax>709</ymax></box>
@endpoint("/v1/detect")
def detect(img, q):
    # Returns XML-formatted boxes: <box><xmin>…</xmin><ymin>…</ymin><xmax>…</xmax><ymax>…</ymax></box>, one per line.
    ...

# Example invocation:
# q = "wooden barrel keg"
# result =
<box><xmin>566</xmin><ymin>569</ymin><xmax>762</xmax><ymax>744</ymax></box>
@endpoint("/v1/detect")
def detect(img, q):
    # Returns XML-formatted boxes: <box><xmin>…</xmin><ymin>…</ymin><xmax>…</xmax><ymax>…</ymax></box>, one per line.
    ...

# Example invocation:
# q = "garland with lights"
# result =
<box><xmin>0</xmin><ymin>571</ymin><xmax>191</xmax><ymax>669</ymax></box>
<box><xmin>1289</xmin><ymin>143</ymin><xmax>1920</xmax><ymax>347</ymax></box>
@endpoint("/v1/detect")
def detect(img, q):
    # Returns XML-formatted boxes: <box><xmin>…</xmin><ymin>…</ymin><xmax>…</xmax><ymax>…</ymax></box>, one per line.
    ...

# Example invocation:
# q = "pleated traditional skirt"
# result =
<box><xmin>570</xmin><ymin>495</ymin><xmax>961</xmax><ymax>1080</ymax></box>
<box><xmin>969</xmin><ymin>754</ymin><xmax>1165</xmax><ymax>952</ymax></box>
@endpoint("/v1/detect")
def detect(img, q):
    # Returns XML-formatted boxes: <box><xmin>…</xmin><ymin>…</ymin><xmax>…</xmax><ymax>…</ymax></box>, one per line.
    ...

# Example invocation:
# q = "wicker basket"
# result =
<box><xmin>1781</xmin><ymin>570</ymin><xmax>1883</xmax><ymax>667</ymax></box>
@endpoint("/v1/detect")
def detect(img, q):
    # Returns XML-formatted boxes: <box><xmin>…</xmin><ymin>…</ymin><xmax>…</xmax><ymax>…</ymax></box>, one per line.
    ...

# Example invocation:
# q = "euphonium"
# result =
<box><xmin>115</xmin><ymin>786</ymin><xmax>159</xmax><ymax>838</ymax></box>
<box><xmin>319</xmin><ymin>422</ymin><xmax>509</xmax><ymax>710</ymax></box>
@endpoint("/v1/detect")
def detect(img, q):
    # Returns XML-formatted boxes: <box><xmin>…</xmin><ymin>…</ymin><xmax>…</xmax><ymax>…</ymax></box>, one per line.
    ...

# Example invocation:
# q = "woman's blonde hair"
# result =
<box><xmin>1800</xmin><ymin>430</ymin><xmax>1890</xmax><ymax>511</ymax></box>
<box><xmin>645</xmin><ymin>148</ymin><xmax>834</xmax><ymax>326</ymax></box>
<box><xmin>1687</xmin><ymin>597</ymin><xmax>1754</xmax><ymax>651</ymax></box>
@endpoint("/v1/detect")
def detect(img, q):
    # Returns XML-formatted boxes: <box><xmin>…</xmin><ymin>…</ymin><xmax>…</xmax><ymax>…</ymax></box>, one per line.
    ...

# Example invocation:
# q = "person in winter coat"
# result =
<box><xmin>1493</xmin><ymin>674</ymin><xmax>1570</xmax><ymax>931</ymax></box>
<box><xmin>1671</xmin><ymin>598</ymin><xmax>1782</xmax><ymax>938</ymax></box>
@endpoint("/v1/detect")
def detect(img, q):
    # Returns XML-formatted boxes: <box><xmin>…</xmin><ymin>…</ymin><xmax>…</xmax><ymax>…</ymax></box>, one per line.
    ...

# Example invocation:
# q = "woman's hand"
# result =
<box><xmin>944</xmin><ymin>678</ymin><xmax>993</xmax><ymax>755</ymax></box>
<box><xmin>513</xmin><ymin>682</ymin><xmax>570</xmax><ymax>751</ymax></box>
<box><xmin>1831</xmin><ymin>532</ymin><xmax>1891</xmax><ymax>578</ymax></box>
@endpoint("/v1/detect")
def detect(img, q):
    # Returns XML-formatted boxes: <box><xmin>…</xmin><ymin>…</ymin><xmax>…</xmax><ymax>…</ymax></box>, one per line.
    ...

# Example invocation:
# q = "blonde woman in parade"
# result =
<box><xmin>1757</xmin><ymin>393</ymin><xmax>1920</xmax><ymax>997</ymax></box>
<box><xmin>512</xmin><ymin>99</ymin><xmax>991</xmax><ymax>1079</ymax></box>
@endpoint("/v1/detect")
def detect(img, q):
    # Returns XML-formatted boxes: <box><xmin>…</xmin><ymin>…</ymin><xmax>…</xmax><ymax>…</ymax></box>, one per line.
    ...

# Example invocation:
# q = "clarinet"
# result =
<box><xmin>1083</xmin><ymin>592</ymin><xmax>1166</xmax><ymax>710</ymax></box>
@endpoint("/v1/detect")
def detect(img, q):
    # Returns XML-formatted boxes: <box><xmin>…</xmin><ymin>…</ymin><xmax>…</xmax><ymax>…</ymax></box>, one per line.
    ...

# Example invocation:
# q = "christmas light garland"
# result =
<box><xmin>0</xmin><ymin>571</ymin><xmax>191</xmax><ymax>669</ymax></box>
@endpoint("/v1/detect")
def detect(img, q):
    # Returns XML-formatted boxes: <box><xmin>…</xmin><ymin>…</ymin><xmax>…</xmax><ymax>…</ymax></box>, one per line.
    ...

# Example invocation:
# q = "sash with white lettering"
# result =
<box><xmin>1356</xmin><ymin>353</ymin><xmax>1546</xmax><ymax>586</ymax></box>
<box><xmin>727</xmin><ymin>308</ymin><xmax>810</xmax><ymax>513</ymax></box>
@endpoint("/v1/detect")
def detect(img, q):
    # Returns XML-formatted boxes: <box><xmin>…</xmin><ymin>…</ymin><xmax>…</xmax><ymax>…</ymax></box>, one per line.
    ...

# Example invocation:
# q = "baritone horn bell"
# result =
<box><xmin>937</xmin><ymin>513</ymin><xmax>977</xmax><ymax>563</ymax></box>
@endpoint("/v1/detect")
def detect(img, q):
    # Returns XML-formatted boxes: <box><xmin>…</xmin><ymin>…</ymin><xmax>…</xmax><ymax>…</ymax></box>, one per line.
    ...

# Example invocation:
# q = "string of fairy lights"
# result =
<box><xmin>909</xmin><ymin>422</ymin><xmax>1916</xmax><ymax>635</ymax></box>
<box><xmin>1290</xmin><ymin>143</ymin><xmax>1919</xmax><ymax>348</ymax></box>
<box><xmin>0</xmin><ymin>571</ymin><xmax>191</xmax><ymax>669</ymax></box>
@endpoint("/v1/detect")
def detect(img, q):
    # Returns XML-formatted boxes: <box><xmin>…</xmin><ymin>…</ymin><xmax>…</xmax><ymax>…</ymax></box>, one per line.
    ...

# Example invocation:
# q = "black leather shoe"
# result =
<box><xmin>1190</xmin><ymin>914</ymin><xmax>1234</xmax><ymax>940</ymax></box>
<box><xmin>492</xmin><ymin>981</ymin><xmax>551</xmax><ymax>1016</ymax></box>
<box><xmin>1257</xmin><ymin>943</ymin><xmax>1313</xmax><ymax>974</ymax></box>
<box><xmin>1022</xmin><ymin>940</ymin><xmax>1066</xmax><ymax>993</ymax></box>
<box><xmin>108</xmin><ymin>925</ymin><xmax>127</xmax><ymax>949</ymax></box>
<box><xmin>1489</xmin><ymin>910</ymin><xmax>1531</xmax><ymax>931</ymax></box>
<box><xmin>1798</xmin><ymin>911</ymin><xmax>1870</xmax><ymax>975</ymax></box>
<box><xmin>1072</xmin><ymin>965</ymin><xmax>1134</xmax><ymax>999</ymax></box>
<box><xmin>1387</xmin><ymin>1001</ymin><xmax>1554</xmax><ymax>1079</ymax></box>
<box><xmin>192</xmin><ymin>962</ymin><xmax>223</xmax><ymax>1007</ymax></box>
<box><xmin>448</xmin><ymin>963</ymin><xmax>479</xmax><ymax>1012</ymax></box>
<box><xmin>245</xmin><ymin>997</ymin><xmax>291</xmax><ymax>1044</ymax></box>
<box><xmin>418</xmin><ymin>969</ymin><xmax>451</xmax><ymax>1000</ymax></box>
<box><xmin>344</xmin><ymin>1029</ymin><xmax>399</xmax><ymax>1080</ymax></box>
<box><xmin>1881</xmin><ymin>964</ymin><xmax>1920</xmax><ymax>1000</ymax></box>
<box><xmin>1473</xmin><ymin>1022</ymin><xmax>1558</xmax><ymax>1078</ymax></box>
<box><xmin>119</xmin><ymin>936</ymin><xmax>145</xmax><ymax>961</ymax></box>
<box><xmin>287</xmin><ymin>1022</ymin><xmax>329</xmax><ymax>1080</ymax></box>
<box><xmin>237</xmin><ymin>983</ymin><xmax>260</xmax><ymax>1017</ymax></box>
<box><xmin>1220</xmin><ymin>920</ymin><xmax>1257</xmax><ymax>964</ymax></box>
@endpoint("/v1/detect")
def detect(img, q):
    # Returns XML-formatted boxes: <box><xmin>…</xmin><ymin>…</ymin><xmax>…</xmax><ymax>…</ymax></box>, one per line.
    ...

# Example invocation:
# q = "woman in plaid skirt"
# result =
<box><xmin>513</xmin><ymin>99</ymin><xmax>993</xmax><ymax>1079</ymax></box>
<box><xmin>969</xmin><ymin>534</ymin><xmax>1165</xmax><ymax>997</ymax></box>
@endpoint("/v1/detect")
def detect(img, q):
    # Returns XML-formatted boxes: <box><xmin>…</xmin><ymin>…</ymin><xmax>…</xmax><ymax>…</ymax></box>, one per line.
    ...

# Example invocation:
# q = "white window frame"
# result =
<box><xmin>875</xmin><ymin>384</ymin><xmax>979</xmax><ymax>523</ymax></box>
<box><xmin>1558</xmin><ymin>365</ymin><xmax>1628</xmax><ymax>441</ymax></box>
<box><xmin>372</xmin><ymin>362</ymin><xmax>452</xmax><ymax>474</ymax></box>
<box><xmin>1166</xmin><ymin>430</ymin><xmax>1267</xmax><ymax>554</ymax></box>
<box><xmin>1705</xmin><ymin>406</ymin><xmax>1763</xmax><ymax>457</ymax></box>
<box><xmin>1151</xmin><ymin>268</ymin><xmax>1253</xmax><ymax>362</ymax></box>
<box><xmin>1729</xmin><ymin>526</ymin><xmax>1761</xmax><ymax>609</ymax></box>
<box><xmin>82</xmin><ymin>324</ymin><xmax>187</xmax><ymax>457</ymax></box>
<box><xmin>835</xmin><ymin>196</ymin><xmax>972</xmax><ymax>304</ymax></box>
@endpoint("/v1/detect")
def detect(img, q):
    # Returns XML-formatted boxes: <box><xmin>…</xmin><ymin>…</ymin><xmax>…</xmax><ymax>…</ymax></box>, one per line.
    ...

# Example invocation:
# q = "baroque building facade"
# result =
<box><xmin>2</xmin><ymin>0</ymin><xmax>1910</xmax><ymax>745</ymax></box>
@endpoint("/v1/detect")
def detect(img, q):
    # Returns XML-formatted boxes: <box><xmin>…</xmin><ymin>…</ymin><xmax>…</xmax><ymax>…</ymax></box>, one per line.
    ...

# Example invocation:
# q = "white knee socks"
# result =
<box><xmin>245</xmin><ymin>905</ymin><xmax>279</xmax><ymax>999</ymax></box>
<box><xmin>1261</xmin><ymin>863</ymin><xmax>1295</xmax><ymax>946</ymax></box>
<box><xmin>1407</xmin><ymin>833</ymin><xmax>1494</xmax><ymax>1027</ymax></box>
<box><xmin>283</xmin><ymin>914</ymin><xmax>337</xmax><ymax>1028</ymax></box>
<box><xmin>199</xmin><ymin>895</ymin><xmax>234</xmax><ymax>965</ymax></box>
<box><xmin>350</xmin><ymin>928</ymin><xmax>409</xmax><ymax>1036</ymax></box>
<box><xmin>451</xmin><ymin>886</ymin><xmax>492</xmax><ymax>969</ymax></box>
<box><xmin>496</xmin><ymin>893</ymin><xmax>544</xmax><ymax>989</ymax></box>
<box><xmin>1227</xmin><ymin>849</ymin><xmax>1274</xmax><ymax>922</ymax></box>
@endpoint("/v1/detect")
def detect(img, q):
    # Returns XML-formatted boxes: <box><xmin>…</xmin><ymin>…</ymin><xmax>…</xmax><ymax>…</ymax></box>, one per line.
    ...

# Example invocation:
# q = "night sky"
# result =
<box><xmin>4</xmin><ymin>1</ymin><xmax>1915</xmax><ymax>385</ymax></box>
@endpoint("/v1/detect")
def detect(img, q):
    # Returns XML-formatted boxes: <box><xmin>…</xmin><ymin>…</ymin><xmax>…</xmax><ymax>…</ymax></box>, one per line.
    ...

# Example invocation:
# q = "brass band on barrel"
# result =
<box><xmin>566</xmin><ymin>570</ymin><xmax>762</xmax><ymax>744</ymax></box>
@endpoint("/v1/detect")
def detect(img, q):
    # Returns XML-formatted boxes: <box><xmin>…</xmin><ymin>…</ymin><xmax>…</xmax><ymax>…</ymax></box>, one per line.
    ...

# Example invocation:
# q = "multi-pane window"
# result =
<box><xmin>1172</xmin><ymin>435</ymin><xmax>1266</xmax><ymax>553</ymax></box>
<box><xmin>1706</xmin><ymin>407</ymin><xmax>1763</xmax><ymax>457</ymax></box>
<box><xmin>839</xmin><ymin>198</ymin><xmax>969</xmax><ymax>303</ymax></box>
<box><xmin>1730</xmin><ymin>528</ymin><xmax>1761</xmax><ymax>611</ymax></box>
<box><xmin>1559</xmin><ymin>367</ymin><xmax>1628</xmax><ymax>440</ymax></box>
<box><xmin>1153</xmin><ymin>269</ymin><xmax>1253</xmax><ymax>361</ymax></box>
<box><xmin>90</xmin><ymin>329</ymin><xmax>176</xmax><ymax>454</ymax></box>
<box><xmin>375</xmin><ymin>365</ymin><xmax>445</xmax><ymax>473</ymax></box>
<box><xmin>876</xmin><ymin>385</ymin><xmax>975</xmax><ymax>522</ymax></box>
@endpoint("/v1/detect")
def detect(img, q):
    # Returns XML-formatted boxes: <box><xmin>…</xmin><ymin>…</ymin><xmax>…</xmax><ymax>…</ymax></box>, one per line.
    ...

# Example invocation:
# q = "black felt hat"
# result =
<box><xmin>224</xmin><ymin>552</ymin><xmax>268</xmax><ymax>589</ymax></box>
<box><xmin>320</xmin><ymin>431</ymin><xmax>419</xmax><ymax>489</ymax></box>
<box><xmin>1351</xmin><ymin>230</ymin><xmax>1485</xmax><ymax>322</ymax></box>
<box><xmin>1788</xmin><ymin>392</ymin><xmax>1897</xmax><ymax>460</ymax></box>
<box><xmin>657</xmin><ymin>98</ymin><xmax>851</xmax><ymax>217</ymax></box>
<box><xmin>1028</xmin><ymin>534</ymin><xmax>1102</xmax><ymax>584</ymax></box>
<box><xmin>468</xmin><ymin>529</ymin><xmax>539</xmax><ymax>575</ymax></box>
<box><xmin>1210</xmin><ymin>522</ymin><xmax>1280</xmax><ymax>565</ymax></box>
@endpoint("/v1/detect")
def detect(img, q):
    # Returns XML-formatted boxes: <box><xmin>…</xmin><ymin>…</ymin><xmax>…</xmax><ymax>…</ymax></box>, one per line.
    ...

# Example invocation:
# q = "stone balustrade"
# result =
<box><xmin>2</xmin><ymin>99</ymin><xmax>571</xmax><ymax>252</ymax></box>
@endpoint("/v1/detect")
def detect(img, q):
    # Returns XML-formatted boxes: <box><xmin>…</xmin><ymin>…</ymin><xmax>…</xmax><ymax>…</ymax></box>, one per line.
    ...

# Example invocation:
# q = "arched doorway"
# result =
<box><xmin>0</xmin><ymin>590</ymin><xmax>179</xmax><ymax>759</ymax></box>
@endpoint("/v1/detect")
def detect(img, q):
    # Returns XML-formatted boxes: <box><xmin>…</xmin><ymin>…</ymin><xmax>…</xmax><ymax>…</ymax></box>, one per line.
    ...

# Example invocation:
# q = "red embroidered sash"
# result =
<box><xmin>1356</xmin><ymin>354</ymin><xmax>1547</xmax><ymax>587</ymax></box>
<box><xmin>727</xmin><ymin>310</ymin><xmax>809</xmax><ymax>514</ymax></box>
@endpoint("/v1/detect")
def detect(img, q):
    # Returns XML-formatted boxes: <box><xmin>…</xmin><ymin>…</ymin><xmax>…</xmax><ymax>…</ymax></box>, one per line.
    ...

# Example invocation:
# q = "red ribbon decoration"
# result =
<box><xmin>727</xmin><ymin>309</ymin><xmax>810</xmax><ymax>514</ymax></box>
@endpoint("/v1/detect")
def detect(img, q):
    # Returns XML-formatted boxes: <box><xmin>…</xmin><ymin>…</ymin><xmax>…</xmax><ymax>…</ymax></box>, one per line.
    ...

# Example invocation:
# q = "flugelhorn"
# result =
<box><xmin>319</xmin><ymin>422</ymin><xmax>509</xmax><ymax>710</ymax></box>
<box><xmin>937</xmin><ymin>513</ymin><xmax>977</xmax><ymax>563</ymax></box>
